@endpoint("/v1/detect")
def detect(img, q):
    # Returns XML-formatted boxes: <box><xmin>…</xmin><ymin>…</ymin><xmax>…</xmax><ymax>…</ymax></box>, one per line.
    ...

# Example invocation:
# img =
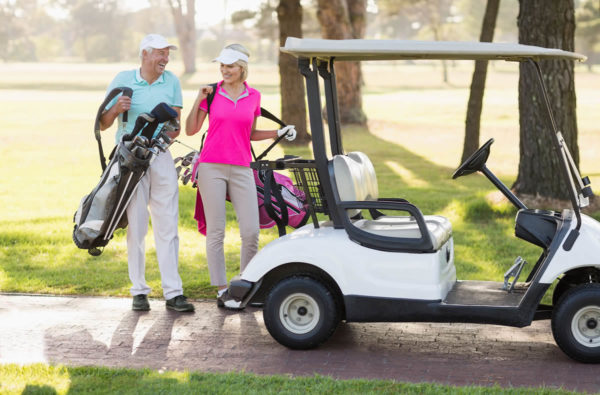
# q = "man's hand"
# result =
<box><xmin>114</xmin><ymin>95</ymin><xmax>132</xmax><ymax>114</ymax></box>
<box><xmin>100</xmin><ymin>95</ymin><xmax>131</xmax><ymax>130</ymax></box>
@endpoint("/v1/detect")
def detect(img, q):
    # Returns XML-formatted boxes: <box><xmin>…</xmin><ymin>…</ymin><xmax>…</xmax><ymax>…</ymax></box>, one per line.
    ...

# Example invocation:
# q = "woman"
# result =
<box><xmin>186</xmin><ymin>44</ymin><xmax>296</xmax><ymax>310</ymax></box>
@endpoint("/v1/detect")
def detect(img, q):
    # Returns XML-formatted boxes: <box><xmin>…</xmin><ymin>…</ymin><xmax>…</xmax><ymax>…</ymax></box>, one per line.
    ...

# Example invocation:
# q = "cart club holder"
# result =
<box><xmin>251</xmin><ymin>156</ymin><xmax>328</xmax><ymax>230</ymax></box>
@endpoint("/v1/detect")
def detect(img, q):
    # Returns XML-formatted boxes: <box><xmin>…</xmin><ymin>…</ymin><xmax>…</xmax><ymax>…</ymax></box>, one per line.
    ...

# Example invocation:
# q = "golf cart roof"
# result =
<box><xmin>281</xmin><ymin>37</ymin><xmax>587</xmax><ymax>62</ymax></box>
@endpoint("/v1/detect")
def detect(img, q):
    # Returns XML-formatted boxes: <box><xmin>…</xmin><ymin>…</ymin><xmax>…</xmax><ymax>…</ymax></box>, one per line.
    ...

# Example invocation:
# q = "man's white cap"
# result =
<box><xmin>213</xmin><ymin>48</ymin><xmax>249</xmax><ymax>65</ymax></box>
<box><xmin>139</xmin><ymin>34</ymin><xmax>178</xmax><ymax>55</ymax></box>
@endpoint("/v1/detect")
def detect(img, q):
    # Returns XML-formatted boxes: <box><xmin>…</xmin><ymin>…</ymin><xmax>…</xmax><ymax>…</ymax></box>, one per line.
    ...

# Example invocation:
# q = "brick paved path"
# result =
<box><xmin>1</xmin><ymin>294</ymin><xmax>598</xmax><ymax>392</ymax></box>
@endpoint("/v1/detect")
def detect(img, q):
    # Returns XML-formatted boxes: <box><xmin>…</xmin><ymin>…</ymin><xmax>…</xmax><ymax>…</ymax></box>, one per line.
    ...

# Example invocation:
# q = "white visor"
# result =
<box><xmin>213</xmin><ymin>48</ymin><xmax>249</xmax><ymax>65</ymax></box>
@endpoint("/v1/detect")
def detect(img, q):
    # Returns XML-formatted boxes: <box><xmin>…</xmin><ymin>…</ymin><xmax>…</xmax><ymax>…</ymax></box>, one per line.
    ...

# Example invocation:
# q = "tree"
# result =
<box><xmin>277</xmin><ymin>0</ymin><xmax>310</xmax><ymax>144</ymax></box>
<box><xmin>316</xmin><ymin>0</ymin><xmax>367</xmax><ymax>125</ymax></box>
<box><xmin>61</xmin><ymin>0</ymin><xmax>126</xmax><ymax>62</ymax></box>
<box><xmin>376</xmin><ymin>0</ymin><xmax>455</xmax><ymax>82</ymax></box>
<box><xmin>0</xmin><ymin>0</ymin><xmax>37</xmax><ymax>61</ymax></box>
<box><xmin>166</xmin><ymin>0</ymin><xmax>196</xmax><ymax>74</ymax></box>
<box><xmin>513</xmin><ymin>0</ymin><xmax>578</xmax><ymax>200</ymax></box>
<box><xmin>461</xmin><ymin>0</ymin><xmax>500</xmax><ymax>163</ymax></box>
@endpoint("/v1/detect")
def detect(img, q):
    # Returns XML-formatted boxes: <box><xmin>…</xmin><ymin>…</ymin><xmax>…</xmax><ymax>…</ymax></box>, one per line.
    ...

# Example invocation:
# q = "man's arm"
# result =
<box><xmin>100</xmin><ymin>95</ymin><xmax>131</xmax><ymax>131</ymax></box>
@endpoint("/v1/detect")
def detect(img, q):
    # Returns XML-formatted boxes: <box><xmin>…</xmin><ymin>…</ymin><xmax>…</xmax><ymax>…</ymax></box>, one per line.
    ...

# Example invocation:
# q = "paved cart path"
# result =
<box><xmin>1</xmin><ymin>294</ymin><xmax>598</xmax><ymax>393</ymax></box>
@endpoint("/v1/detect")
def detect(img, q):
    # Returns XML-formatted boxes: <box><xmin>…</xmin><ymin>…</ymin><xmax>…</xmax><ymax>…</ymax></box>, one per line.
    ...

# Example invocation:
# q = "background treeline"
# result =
<box><xmin>2</xmin><ymin>0</ymin><xmax>599</xmax><ymax>65</ymax></box>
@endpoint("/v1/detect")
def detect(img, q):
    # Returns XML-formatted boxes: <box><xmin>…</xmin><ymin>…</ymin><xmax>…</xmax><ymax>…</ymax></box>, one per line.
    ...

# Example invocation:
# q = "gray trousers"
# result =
<box><xmin>197</xmin><ymin>163</ymin><xmax>260</xmax><ymax>286</ymax></box>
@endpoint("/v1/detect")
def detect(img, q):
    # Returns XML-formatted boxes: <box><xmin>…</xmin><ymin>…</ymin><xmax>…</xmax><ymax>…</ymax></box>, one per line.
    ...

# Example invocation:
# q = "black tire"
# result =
<box><xmin>552</xmin><ymin>275</ymin><xmax>577</xmax><ymax>306</ymax></box>
<box><xmin>551</xmin><ymin>283</ymin><xmax>600</xmax><ymax>363</ymax></box>
<box><xmin>263</xmin><ymin>276</ymin><xmax>340</xmax><ymax>349</ymax></box>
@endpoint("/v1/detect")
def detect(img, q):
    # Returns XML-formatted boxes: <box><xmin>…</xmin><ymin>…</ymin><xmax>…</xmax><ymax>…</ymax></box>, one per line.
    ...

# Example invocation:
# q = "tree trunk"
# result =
<box><xmin>513</xmin><ymin>0</ymin><xmax>578</xmax><ymax>200</ymax></box>
<box><xmin>277</xmin><ymin>0</ymin><xmax>310</xmax><ymax>144</ymax></box>
<box><xmin>316</xmin><ymin>0</ymin><xmax>367</xmax><ymax>125</ymax></box>
<box><xmin>461</xmin><ymin>0</ymin><xmax>500</xmax><ymax>163</ymax></box>
<box><xmin>168</xmin><ymin>0</ymin><xmax>196</xmax><ymax>74</ymax></box>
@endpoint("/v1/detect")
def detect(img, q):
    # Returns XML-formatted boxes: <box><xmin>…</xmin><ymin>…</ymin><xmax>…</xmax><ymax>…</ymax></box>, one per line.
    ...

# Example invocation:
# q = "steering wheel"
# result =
<box><xmin>452</xmin><ymin>138</ymin><xmax>494</xmax><ymax>179</ymax></box>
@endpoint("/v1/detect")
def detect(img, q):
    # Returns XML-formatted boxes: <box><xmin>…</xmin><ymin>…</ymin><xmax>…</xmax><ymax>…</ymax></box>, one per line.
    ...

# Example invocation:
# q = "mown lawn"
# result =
<box><xmin>0</xmin><ymin>364</ymin><xmax>583</xmax><ymax>395</ymax></box>
<box><xmin>1</xmin><ymin>61</ymin><xmax>599</xmax><ymax>393</ymax></box>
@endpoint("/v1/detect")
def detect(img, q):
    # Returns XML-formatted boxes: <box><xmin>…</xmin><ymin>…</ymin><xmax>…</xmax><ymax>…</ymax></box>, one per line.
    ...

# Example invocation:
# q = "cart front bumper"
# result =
<box><xmin>229</xmin><ymin>276</ymin><xmax>261</xmax><ymax>306</ymax></box>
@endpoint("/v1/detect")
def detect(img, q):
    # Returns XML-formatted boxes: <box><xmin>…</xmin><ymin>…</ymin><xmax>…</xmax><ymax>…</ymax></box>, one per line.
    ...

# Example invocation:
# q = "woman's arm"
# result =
<box><xmin>185</xmin><ymin>86</ymin><xmax>212</xmax><ymax>136</ymax></box>
<box><xmin>251</xmin><ymin>118</ymin><xmax>297</xmax><ymax>142</ymax></box>
<box><xmin>250</xmin><ymin>118</ymin><xmax>278</xmax><ymax>141</ymax></box>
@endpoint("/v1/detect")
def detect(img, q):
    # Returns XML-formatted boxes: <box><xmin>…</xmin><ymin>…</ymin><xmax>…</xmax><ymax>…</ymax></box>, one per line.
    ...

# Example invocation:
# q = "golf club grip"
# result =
<box><xmin>121</xmin><ymin>87</ymin><xmax>133</xmax><ymax>123</ymax></box>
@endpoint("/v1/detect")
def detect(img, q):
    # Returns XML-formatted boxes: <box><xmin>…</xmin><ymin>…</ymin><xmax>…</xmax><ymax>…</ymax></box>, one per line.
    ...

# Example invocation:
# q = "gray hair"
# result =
<box><xmin>139</xmin><ymin>47</ymin><xmax>153</xmax><ymax>59</ymax></box>
<box><xmin>225</xmin><ymin>43</ymin><xmax>250</xmax><ymax>81</ymax></box>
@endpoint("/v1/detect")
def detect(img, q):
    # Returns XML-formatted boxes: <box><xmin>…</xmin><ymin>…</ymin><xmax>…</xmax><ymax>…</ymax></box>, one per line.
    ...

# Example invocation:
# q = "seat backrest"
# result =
<box><xmin>332</xmin><ymin>152</ymin><xmax>379</xmax><ymax>217</ymax></box>
<box><xmin>347</xmin><ymin>151</ymin><xmax>378</xmax><ymax>201</ymax></box>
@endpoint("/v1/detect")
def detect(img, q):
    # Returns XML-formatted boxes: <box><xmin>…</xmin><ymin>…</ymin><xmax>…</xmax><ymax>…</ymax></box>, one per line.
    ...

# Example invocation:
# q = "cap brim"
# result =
<box><xmin>212</xmin><ymin>55</ymin><xmax>237</xmax><ymax>64</ymax></box>
<box><xmin>155</xmin><ymin>44</ymin><xmax>178</xmax><ymax>50</ymax></box>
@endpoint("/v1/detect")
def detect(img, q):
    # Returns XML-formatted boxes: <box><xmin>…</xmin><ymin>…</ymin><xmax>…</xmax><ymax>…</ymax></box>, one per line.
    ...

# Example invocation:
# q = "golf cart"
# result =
<box><xmin>230</xmin><ymin>38</ymin><xmax>600</xmax><ymax>363</ymax></box>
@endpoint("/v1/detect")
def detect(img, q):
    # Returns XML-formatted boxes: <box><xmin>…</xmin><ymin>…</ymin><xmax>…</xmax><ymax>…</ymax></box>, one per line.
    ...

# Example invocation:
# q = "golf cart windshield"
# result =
<box><xmin>281</xmin><ymin>37</ymin><xmax>591</xmax><ymax>230</ymax></box>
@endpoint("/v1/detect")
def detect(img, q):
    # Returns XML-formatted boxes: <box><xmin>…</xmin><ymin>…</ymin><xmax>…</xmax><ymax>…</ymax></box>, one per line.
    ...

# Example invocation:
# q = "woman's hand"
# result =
<box><xmin>198</xmin><ymin>85</ymin><xmax>214</xmax><ymax>99</ymax></box>
<box><xmin>277</xmin><ymin>125</ymin><xmax>297</xmax><ymax>141</ymax></box>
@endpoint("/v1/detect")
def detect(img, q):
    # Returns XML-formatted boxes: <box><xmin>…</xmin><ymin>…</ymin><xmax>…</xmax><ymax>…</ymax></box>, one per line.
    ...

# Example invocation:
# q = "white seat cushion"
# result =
<box><xmin>333</xmin><ymin>152</ymin><xmax>452</xmax><ymax>251</ymax></box>
<box><xmin>353</xmin><ymin>215</ymin><xmax>452</xmax><ymax>250</ymax></box>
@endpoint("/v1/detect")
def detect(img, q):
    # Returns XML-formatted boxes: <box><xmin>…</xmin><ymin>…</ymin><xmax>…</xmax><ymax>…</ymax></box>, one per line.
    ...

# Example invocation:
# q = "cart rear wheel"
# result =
<box><xmin>551</xmin><ymin>283</ymin><xmax>600</xmax><ymax>363</ymax></box>
<box><xmin>264</xmin><ymin>276</ymin><xmax>339</xmax><ymax>349</ymax></box>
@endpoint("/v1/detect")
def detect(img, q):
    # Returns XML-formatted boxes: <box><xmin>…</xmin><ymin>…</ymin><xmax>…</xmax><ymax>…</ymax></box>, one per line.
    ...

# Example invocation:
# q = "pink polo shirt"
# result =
<box><xmin>198</xmin><ymin>81</ymin><xmax>261</xmax><ymax>167</ymax></box>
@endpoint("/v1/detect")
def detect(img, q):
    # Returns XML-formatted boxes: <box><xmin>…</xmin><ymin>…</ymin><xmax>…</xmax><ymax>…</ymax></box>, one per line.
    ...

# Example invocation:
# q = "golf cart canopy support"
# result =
<box><xmin>282</xmin><ymin>38</ymin><xmax>591</xmax><ymax>249</ymax></box>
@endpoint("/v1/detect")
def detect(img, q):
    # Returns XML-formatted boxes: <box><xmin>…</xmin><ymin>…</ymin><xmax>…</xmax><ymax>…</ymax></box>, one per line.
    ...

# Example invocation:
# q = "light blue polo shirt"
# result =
<box><xmin>105</xmin><ymin>69</ymin><xmax>183</xmax><ymax>144</ymax></box>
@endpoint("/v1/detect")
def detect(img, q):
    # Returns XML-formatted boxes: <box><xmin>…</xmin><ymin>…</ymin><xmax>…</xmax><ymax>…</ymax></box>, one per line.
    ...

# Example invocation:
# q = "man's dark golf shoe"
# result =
<box><xmin>166</xmin><ymin>295</ymin><xmax>195</xmax><ymax>312</ymax></box>
<box><xmin>132</xmin><ymin>294</ymin><xmax>150</xmax><ymax>311</ymax></box>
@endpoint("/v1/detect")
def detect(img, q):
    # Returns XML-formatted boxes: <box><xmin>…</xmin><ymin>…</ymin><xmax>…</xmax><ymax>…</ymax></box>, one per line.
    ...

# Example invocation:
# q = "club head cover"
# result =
<box><xmin>150</xmin><ymin>103</ymin><xmax>178</xmax><ymax>123</ymax></box>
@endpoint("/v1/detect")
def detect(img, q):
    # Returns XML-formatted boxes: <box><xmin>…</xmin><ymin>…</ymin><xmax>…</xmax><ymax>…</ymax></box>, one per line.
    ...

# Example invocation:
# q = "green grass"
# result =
<box><xmin>2</xmin><ymin>61</ymin><xmax>600</xmax><ymax>299</ymax></box>
<box><xmin>2</xmin><ymin>62</ymin><xmax>600</xmax><ymax>392</ymax></box>
<box><xmin>0</xmin><ymin>364</ymin><xmax>583</xmax><ymax>394</ymax></box>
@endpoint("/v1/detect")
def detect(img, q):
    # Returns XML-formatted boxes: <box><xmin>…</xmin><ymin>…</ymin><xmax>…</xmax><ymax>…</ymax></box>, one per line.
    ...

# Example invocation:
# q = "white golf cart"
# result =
<box><xmin>230</xmin><ymin>38</ymin><xmax>600</xmax><ymax>363</ymax></box>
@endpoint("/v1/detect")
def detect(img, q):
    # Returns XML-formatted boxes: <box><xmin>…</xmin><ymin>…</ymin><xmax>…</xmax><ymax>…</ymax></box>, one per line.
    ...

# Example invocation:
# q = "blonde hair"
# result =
<box><xmin>225</xmin><ymin>43</ymin><xmax>250</xmax><ymax>81</ymax></box>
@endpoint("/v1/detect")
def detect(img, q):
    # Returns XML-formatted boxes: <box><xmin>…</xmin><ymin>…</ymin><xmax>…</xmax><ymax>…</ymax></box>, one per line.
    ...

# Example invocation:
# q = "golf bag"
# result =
<box><xmin>73</xmin><ymin>88</ymin><xmax>179</xmax><ymax>255</ymax></box>
<box><xmin>254</xmin><ymin>168</ymin><xmax>309</xmax><ymax>236</ymax></box>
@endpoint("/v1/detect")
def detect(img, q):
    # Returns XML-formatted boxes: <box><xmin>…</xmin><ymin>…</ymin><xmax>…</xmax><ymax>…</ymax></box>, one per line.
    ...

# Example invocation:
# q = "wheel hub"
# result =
<box><xmin>279</xmin><ymin>293</ymin><xmax>320</xmax><ymax>335</ymax></box>
<box><xmin>572</xmin><ymin>306</ymin><xmax>600</xmax><ymax>347</ymax></box>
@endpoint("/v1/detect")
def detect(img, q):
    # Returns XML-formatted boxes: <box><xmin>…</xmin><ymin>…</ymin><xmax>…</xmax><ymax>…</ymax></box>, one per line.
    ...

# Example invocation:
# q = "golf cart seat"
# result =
<box><xmin>332</xmin><ymin>152</ymin><xmax>452</xmax><ymax>251</ymax></box>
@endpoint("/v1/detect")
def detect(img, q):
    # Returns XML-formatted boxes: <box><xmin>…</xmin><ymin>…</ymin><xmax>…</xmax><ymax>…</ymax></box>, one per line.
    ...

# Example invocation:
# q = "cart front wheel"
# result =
<box><xmin>551</xmin><ymin>283</ymin><xmax>600</xmax><ymax>363</ymax></box>
<box><xmin>264</xmin><ymin>276</ymin><xmax>339</xmax><ymax>349</ymax></box>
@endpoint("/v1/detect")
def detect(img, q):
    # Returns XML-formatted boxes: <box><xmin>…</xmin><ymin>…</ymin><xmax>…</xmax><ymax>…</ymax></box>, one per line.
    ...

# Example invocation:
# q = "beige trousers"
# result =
<box><xmin>197</xmin><ymin>163</ymin><xmax>259</xmax><ymax>286</ymax></box>
<box><xmin>126</xmin><ymin>150</ymin><xmax>183</xmax><ymax>300</ymax></box>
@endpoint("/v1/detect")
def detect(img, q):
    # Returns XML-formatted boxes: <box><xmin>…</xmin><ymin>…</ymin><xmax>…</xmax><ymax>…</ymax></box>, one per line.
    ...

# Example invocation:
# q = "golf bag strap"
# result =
<box><xmin>94</xmin><ymin>87</ymin><xmax>133</xmax><ymax>171</ymax></box>
<box><xmin>253</xmin><ymin>108</ymin><xmax>288</xmax><ymax>161</ymax></box>
<box><xmin>263</xmin><ymin>169</ymin><xmax>289</xmax><ymax>237</ymax></box>
<box><xmin>205</xmin><ymin>83</ymin><xmax>218</xmax><ymax>114</ymax></box>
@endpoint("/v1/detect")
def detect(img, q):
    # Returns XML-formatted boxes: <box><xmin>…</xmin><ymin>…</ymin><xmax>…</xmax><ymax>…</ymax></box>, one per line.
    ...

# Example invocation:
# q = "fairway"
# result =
<box><xmin>1</xmin><ymin>60</ymin><xmax>599</xmax><ymax>299</ymax></box>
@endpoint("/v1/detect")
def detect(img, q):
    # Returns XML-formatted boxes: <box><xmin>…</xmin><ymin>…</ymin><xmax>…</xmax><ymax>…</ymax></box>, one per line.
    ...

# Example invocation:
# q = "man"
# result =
<box><xmin>100</xmin><ymin>33</ymin><xmax>194</xmax><ymax>313</ymax></box>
